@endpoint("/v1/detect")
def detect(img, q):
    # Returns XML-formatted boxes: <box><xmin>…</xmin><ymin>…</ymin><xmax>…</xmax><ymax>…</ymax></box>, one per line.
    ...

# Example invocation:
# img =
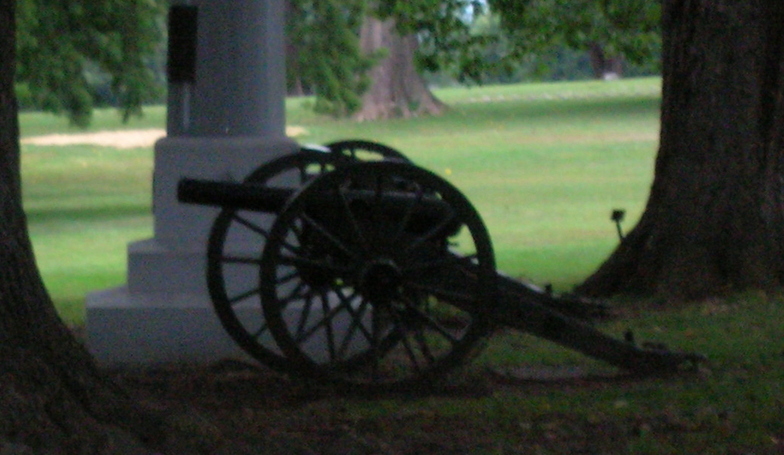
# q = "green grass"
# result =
<box><xmin>22</xmin><ymin>144</ymin><xmax>153</xmax><ymax>323</ymax></box>
<box><xmin>20</xmin><ymin>77</ymin><xmax>784</xmax><ymax>452</ymax></box>
<box><xmin>20</xmin><ymin>108</ymin><xmax>159</xmax><ymax>325</ymax></box>
<box><xmin>19</xmin><ymin>105</ymin><xmax>166</xmax><ymax>136</ymax></box>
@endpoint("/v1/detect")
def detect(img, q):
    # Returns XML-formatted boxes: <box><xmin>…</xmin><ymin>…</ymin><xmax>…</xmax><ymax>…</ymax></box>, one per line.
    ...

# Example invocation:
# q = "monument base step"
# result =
<box><xmin>85</xmin><ymin>286</ymin><xmax>260</xmax><ymax>365</ymax></box>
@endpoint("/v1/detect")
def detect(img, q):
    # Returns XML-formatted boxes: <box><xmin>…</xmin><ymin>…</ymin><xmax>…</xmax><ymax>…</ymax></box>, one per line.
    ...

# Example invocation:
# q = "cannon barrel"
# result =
<box><xmin>177</xmin><ymin>177</ymin><xmax>460</xmax><ymax>236</ymax></box>
<box><xmin>178</xmin><ymin>178</ymin><xmax>292</xmax><ymax>213</ymax></box>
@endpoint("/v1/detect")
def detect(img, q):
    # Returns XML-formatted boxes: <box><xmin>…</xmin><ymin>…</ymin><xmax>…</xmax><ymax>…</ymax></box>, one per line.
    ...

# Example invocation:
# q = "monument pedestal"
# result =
<box><xmin>86</xmin><ymin>0</ymin><xmax>292</xmax><ymax>365</ymax></box>
<box><xmin>86</xmin><ymin>136</ymin><xmax>298</xmax><ymax>364</ymax></box>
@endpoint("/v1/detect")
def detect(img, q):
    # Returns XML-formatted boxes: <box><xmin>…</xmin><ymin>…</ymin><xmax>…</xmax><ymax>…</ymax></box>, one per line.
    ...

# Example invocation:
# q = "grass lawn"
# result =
<box><xmin>19</xmin><ymin>77</ymin><xmax>784</xmax><ymax>453</ymax></box>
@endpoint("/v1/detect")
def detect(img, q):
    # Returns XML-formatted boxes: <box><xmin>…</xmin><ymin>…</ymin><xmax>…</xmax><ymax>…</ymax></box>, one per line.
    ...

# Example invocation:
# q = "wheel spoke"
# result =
<box><xmin>251</xmin><ymin>322</ymin><xmax>269</xmax><ymax>340</ymax></box>
<box><xmin>228</xmin><ymin>287</ymin><xmax>260</xmax><ymax>305</ymax></box>
<box><xmin>402</xmin><ymin>301</ymin><xmax>462</xmax><ymax>345</ymax></box>
<box><xmin>338</xmin><ymin>187</ymin><xmax>370</xmax><ymax>254</ymax></box>
<box><xmin>293</xmin><ymin>292</ymin><xmax>316</xmax><ymax>341</ymax></box>
<box><xmin>388</xmin><ymin>304</ymin><xmax>439</xmax><ymax>370</ymax></box>
<box><xmin>278</xmin><ymin>253</ymin><xmax>326</xmax><ymax>269</ymax></box>
<box><xmin>402</xmin><ymin>210</ymin><xmax>458</xmax><ymax>255</ymax></box>
<box><xmin>276</xmin><ymin>268</ymin><xmax>300</xmax><ymax>285</ymax></box>
<box><xmin>278</xmin><ymin>281</ymin><xmax>310</xmax><ymax>307</ymax></box>
<box><xmin>300</xmin><ymin>213</ymin><xmax>360</xmax><ymax>260</ymax></box>
<box><xmin>371</xmin><ymin>172</ymin><xmax>386</xmax><ymax>229</ymax></box>
<box><xmin>292</xmin><ymin>293</ymin><xmax>351</xmax><ymax>345</ymax></box>
<box><xmin>278</xmin><ymin>254</ymin><xmax>349</xmax><ymax>291</ymax></box>
<box><xmin>320</xmin><ymin>292</ymin><xmax>338</xmax><ymax>361</ymax></box>
<box><xmin>394</xmin><ymin>323</ymin><xmax>425</xmax><ymax>374</ymax></box>
<box><xmin>369</xmin><ymin>302</ymin><xmax>384</xmax><ymax>380</ymax></box>
<box><xmin>231</xmin><ymin>212</ymin><xmax>270</xmax><ymax>239</ymax></box>
<box><xmin>390</xmin><ymin>185</ymin><xmax>424</xmax><ymax>245</ymax></box>
<box><xmin>413</xmin><ymin>327</ymin><xmax>437</xmax><ymax>364</ymax></box>
<box><xmin>279</xmin><ymin>228</ymin><xmax>304</xmax><ymax>256</ymax></box>
<box><xmin>334</xmin><ymin>291</ymin><xmax>375</xmax><ymax>359</ymax></box>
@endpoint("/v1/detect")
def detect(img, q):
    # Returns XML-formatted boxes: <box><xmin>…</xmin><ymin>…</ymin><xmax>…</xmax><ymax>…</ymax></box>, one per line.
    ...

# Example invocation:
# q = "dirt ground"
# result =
<box><xmin>21</xmin><ymin>129</ymin><xmax>166</xmax><ymax>149</ymax></box>
<box><xmin>21</xmin><ymin>126</ymin><xmax>309</xmax><ymax>149</ymax></box>
<box><xmin>108</xmin><ymin>359</ymin><xmax>608</xmax><ymax>455</ymax></box>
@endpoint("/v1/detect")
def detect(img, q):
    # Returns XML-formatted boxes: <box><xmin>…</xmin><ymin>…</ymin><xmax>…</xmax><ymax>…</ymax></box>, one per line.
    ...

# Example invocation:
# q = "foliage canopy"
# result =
<box><xmin>489</xmin><ymin>0</ymin><xmax>661</xmax><ymax>65</ymax></box>
<box><xmin>286</xmin><ymin>0</ymin><xmax>376</xmax><ymax>116</ymax></box>
<box><xmin>16</xmin><ymin>0</ymin><xmax>165</xmax><ymax>126</ymax></box>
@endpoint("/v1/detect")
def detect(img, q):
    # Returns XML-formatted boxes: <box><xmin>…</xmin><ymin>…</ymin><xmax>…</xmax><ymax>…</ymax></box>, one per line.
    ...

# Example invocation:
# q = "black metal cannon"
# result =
<box><xmin>177</xmin><ymin>140</ymin><xmax>704</xmax><ymax>392</ymax></box>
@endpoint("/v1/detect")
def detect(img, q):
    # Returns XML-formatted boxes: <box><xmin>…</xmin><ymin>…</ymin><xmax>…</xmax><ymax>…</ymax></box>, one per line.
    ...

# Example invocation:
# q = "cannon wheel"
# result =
<box><xmin>261</xmin><ymin>161</ymin><xmax>496</xmax><ymax>391</ymax></box>
<box><xmin>325</xmin><ymin>139</ymin><xmax>408</xmax><ymax>163</ymax></box>
<box><xmin>207</xmin><ymin>143</ymin><xmax>408</xmax><ymax>372</ymax></box>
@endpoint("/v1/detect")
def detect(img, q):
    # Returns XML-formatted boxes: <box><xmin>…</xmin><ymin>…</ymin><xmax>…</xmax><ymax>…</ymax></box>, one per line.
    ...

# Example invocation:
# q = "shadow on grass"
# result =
<box><xmin>26</xmin><ymin>204</ymin><xmax>150</xmax><ymax>224</ymax></box>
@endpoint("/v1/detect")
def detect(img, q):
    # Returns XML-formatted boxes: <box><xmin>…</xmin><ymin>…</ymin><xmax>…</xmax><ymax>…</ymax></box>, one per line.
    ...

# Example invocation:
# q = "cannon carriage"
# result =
<box><xmin>177</xmin><ymin>140</ymin><xmax>703</xmax><ymax>392</ymax></box>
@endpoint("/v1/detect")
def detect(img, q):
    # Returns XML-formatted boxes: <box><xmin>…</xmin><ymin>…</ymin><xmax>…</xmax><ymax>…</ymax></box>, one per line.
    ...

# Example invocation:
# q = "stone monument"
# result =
<box><xmin>86</xmin><ymin>0</ymin><xmax>298</xmax><ymax>364</ymax></box>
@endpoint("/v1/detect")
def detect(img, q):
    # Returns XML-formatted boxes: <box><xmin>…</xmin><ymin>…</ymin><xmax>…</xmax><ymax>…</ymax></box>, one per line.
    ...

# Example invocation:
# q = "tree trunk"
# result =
<box><xmin>578</xmin><ymin>0</ymin><xmax>784</xmax><ymax>301</ymax></box>
<box><xmin>284</xmin><ymin>0</ymin><xmax>308</xmax><ymax>97</ymax></box>
<box><xmin>0</xmin><ymin>1</ymin><xmax>161</xmax><ymax>450</ymax></box>
<box><xmin>354</xmin><ymin>16</ymin><xmax>445</xmax><ymax>121</ymax></box>
<box><xmin>588</xmin><ymin>43</ymin><xmax>623</xmax><ymax>80</ymax></box>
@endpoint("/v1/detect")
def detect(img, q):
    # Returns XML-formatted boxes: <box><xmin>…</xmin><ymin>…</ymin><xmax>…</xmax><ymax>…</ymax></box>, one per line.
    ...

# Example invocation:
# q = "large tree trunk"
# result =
<box><xmin>354</xmin><ymin>17</ymin><xmax>445</xmax><ymax>121</ymax></box>
<box><xmin>578</xmin><ymin>1</ymin><xmax>784</xmax><ymax>300</ymax></box>
<box><xmin>0</xmin><ymin>1</ymin><xmax>161</xmax><ymax>450</ymax></box>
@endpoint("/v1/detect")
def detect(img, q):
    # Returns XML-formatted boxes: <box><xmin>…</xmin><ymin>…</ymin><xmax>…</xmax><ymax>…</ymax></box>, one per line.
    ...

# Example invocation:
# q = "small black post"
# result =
<box><xmin>611</xmin><ymin>209</ymin><xmax>626</xmax><ymax>241</ymax></box>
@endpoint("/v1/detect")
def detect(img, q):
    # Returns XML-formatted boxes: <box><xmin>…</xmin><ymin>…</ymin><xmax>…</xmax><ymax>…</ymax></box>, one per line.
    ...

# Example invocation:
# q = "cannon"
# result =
<box><xmin>177</xmin><ymin>140</ymin><xmax>704</xmax><ymax>392</ymax></box>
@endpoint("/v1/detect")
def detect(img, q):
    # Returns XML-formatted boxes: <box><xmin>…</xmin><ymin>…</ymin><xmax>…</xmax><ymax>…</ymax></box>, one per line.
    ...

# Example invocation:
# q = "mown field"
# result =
<box><xmin>19</xmin><ymin>77</ymin><xmax>784</xmax><ymax>453</ymax></box>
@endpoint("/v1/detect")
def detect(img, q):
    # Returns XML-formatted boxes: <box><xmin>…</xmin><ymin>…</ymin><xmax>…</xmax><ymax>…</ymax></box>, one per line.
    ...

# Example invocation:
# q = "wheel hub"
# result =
<box><xmin>358</xmin><ymin>258</ymin><xmax>402</xmax><ymax>303</ymax></box>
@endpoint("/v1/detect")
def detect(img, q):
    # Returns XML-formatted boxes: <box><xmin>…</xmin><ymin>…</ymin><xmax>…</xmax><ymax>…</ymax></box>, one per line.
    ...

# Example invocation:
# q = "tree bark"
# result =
<box><xmin>354</xmin><ymin>16</ymin><xmax>445</xmax><ymax>121</ymax></box>
<box><xmin>0</xmin><ymin>0</ymin><xmax>161</xmax><ymax>450</ymax></box>
<box><xmin>578</xmin><ymin>0</ymin><xmax>784</xmax><ymax>300</ymax></box>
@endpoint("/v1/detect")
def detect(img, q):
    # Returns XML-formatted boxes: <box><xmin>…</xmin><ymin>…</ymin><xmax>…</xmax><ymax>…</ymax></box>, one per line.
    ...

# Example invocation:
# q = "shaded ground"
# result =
<box><xmin>110</xmin><ymin>360</ymin><xmax>620</xmax><ymax>455</ymax></box>
<box><xmin>98</xmin><ymin>357</ymin><xmax>781</xmax><ymax>455</ymax></box>
<box><xmin>58</xmin><ymin>300</ymin><xmax>784</xmax><ymax>454</ymax></box>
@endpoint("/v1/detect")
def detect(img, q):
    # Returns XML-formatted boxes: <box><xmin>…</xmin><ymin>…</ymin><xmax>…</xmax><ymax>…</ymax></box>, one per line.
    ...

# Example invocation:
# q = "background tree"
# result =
<box><xmin>285</xmin><ymin>0</ymin><xmax>375</xmax><ymax>116</ymax></box>
<box><xmin>574</xmin><ymin>0</ymin><xmax>784</xmax><ymax>300</ymax></box>
<box><xmin>490</xmin><ymin>0</ymin><xmax>661</xmax><ymax>79</ymax></box>
<box><xmin>353</xmin><ymin>15</ymin><xmax>446</xmax><ymax>120</ymax></box>
<box><xmin>286</xmin><ymin>0</ymin><xmax>487</xmax><ymax>119</ymax></box>
<box><xmin>15</xmin><ymin>0</ymin><xmax>164</xmax><ymax>126</ymax></box>
<box><xmin>352</xmin><ymin>1</ymin><xmax>491</xmax><ymax>120</ymax></box>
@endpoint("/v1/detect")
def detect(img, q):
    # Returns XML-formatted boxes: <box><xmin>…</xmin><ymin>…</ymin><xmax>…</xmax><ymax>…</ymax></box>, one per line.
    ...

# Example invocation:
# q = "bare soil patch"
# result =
<box><xmin>21</xmin><ymin>126</ymin><xmax>309</xmax><ymax>149</ymax></box>
<box><xmin>22</xmin><ymin>129</ymin><xmax>166</xmax><ymax>149</ymax></box>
